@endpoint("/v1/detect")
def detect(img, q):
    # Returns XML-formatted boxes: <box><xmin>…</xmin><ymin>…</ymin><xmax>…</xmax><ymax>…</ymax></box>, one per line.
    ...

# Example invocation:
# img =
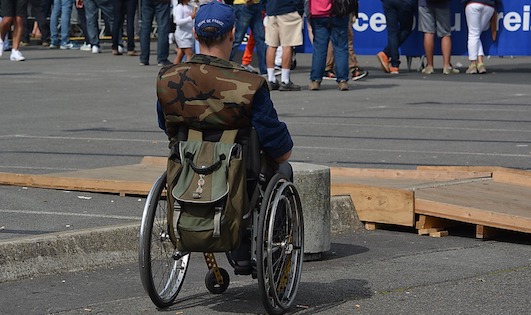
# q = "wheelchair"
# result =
<box><xmin>138</xmin><ymin>127</ymin><xmax>304</xmax><ymax>315</ymax></box>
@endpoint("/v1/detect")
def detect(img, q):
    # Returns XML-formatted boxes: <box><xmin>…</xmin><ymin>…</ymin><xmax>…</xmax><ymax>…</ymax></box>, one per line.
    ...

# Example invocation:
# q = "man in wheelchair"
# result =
<box><xmin>155</xmin><ymin>1</ymin><xmax>293</xmax><ymax>275</ymax></box>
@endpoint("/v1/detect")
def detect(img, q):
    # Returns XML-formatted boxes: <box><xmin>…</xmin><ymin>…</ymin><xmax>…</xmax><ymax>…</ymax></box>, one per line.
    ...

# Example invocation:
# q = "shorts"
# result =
<box><xmin>265</xmin><ymin>11</ymin><xmax>303</xmax><ymax>48</ymax></box>
<box><xmin>418</xmin><ymin>5</ymin><xmax>452</xmax><ymax>37</ymax></box>
<box><xmin>174</xmin><ymin>35</ymin><xmax>194</xmax><ymax>49</ymax></box>
<box><xmin>0</xmin><ymin>0</ymin><xmax>28</xmax><ymax>17</ymax></box>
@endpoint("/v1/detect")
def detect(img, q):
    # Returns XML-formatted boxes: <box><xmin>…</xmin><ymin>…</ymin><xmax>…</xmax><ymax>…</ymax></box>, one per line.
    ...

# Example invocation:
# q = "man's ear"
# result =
<box><xmin>229</xmin><ymin>27</ymin><xmax>235</xmax><ymax>41</ymax></box>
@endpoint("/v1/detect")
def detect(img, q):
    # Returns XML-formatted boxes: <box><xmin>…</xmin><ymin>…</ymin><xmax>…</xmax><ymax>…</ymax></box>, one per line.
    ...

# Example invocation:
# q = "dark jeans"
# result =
<box><xmin>309</xmin><ymin>15</ymin><xmax>350</xmax><ymax>82</ymax></box>
<box><xmin>76</xmin><ymin>6</ymin><xmax>89</xmax><ymax>43</ymax></box>
<box><xmin>229</xmin><ymin>3</ymin><xmax>266</xmax><ymax>75</ymax></box>
<box><xmin>139</xmin><ymin>0</ymin><xmax>170</xmax><ymax>64</ymax></box>
<box><xmin>112</xmin><ymin>0</ymin><xmax>137</xmax><ymax>51</ymax></box>
<box><xmin>381</xmin><ymin>0</ymin><xmax>416</xmax><ymax>67</ymax></box>
<box><xmin>22</xmin><ymin>0</ymin><xmax>52</xmax><ymax>43</ymax></box>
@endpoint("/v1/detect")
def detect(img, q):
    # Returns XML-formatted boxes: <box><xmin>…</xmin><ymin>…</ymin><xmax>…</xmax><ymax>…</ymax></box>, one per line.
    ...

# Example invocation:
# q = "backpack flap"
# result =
<box><xmin>171</xmin><ymin>129</ymin><xmax>246</xmax><ymax>252</ymax></box>
<box><xmin>173</xmin><ymin>140</ymin><xmax>234</xmax><ymax>204</ymax></box>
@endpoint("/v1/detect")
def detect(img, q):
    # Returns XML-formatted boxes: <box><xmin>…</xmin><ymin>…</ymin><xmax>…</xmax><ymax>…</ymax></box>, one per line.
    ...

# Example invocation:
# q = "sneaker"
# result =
<box><xmin>443</xmin><ymin>66</ymin><xmax>460</xmax><ymax>75</ymax></box>
<box><xmin>118</xmin><ymin>45</ymin><xmax>126</xmax><ymax>54</ymax></box>
<box><xmin>91</xmin><ymin>45</ymin><xmax>101</xmax><ymax>54</ymax></box>
<box><xmin>279</xmin><ymin>81</ymin><xmax>301</xmax><ymax>91</ymax></box>
<box><xmin>377</xmin><ymin>51</ymin><xmax>390</xmax><ymax>73</ymax></box>
<box><xmin>337</xmin><ymin>80</ymin><xmax>349</xmax><ymax>91</ymax></box>
<box><xmin>351</xmin><ymin>67</ymin><xmax>368</xmax><ymax>81</ymax></box>
<box><xmin>322</xmin><ymin>70</ymin><xmax>336</xmax><ymax>80</ymax></box>
<box><xmin>60</xmin><ymin>42</ymin><xmax>80</xmax><ymax>50</ymax></box>
<box><xmin>389</xmin><ymin>66</ymin><xmax>399</xmax><ymax>75</ymax></box>
<box><xmin>234</xmin><ymin>260</ymin><xmax>253</xmax><ymax>276</ymax></box>
<box><xmin>421</xmin><ymin>65</ymin><xmax>434</xmax><ymax>75</ymax></box>
<box><xmin>157</xmin><ymin>60</ymin><xmax>172</xmax><ymax>66</ymax></box>
<box><xmin>80</xmin><ymin>43</ymin><xmax>91</xmax><ymax>51</ymax></box>
<box><xmin>10</xmin><ymin>49</ymin><xmax>25</xmax><ymax>61</ymax></box>
<box><xmin>41</xmin><ymin>41</ymin><xmax>50</xmax><ymax>47</ymax></box>
<box><xmin>267</xmin><ymin>80</ymin><xmax>280</xmax><ymax>91</ymax></box>
<box><xmin>139</xmin><ymin>61</ymin><xmax>149</xmax><ymax>66</ymax></box>
<box><xmin>112</xmin><ymin>49</ymin><xmax>123</xmax><ymax>55</ymax></box>
<box><xmin>466</xmin><ymin>63</ymin><xmax>478</xmax><ymax>74</ymax></box>
<box><xmin>308</xmin><ymin>80</ymin><xmax>321</xmax><ymax>90</ymax></box>
<box><xmin>242</xmin><ymin>64</ymin><xmax>258</xmax><ymax>74</ymax></box>
<box><xmin>49</xmin><ymin>43</ymin><xmax>60</xmax><ymax>49</ymax></box>
<box><xmin>477</xmin><ymin>63</ymin><xmax>487</xmax><ymax>74</ymax></box>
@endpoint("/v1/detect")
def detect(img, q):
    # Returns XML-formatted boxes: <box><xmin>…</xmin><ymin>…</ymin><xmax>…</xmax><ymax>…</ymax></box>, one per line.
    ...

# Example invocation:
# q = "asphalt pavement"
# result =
<box><xmin>1</xmin><ymin>42</ymin><xmax>530</xmax><ymax>314</ymax></box>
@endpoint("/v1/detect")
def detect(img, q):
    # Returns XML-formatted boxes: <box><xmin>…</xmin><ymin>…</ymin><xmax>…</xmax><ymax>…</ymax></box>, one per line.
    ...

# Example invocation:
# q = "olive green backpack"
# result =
<box><xmin>168</xmin><ymin>129</ymin><xmax>248</xmax><ymax>252</ymax></box>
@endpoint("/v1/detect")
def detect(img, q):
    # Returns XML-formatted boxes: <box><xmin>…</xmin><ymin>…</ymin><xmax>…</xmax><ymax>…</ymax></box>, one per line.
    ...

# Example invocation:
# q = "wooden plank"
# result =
<box><xmin>415</xmin><ymin>215</ymin><xmax>455</xmax><ymax>230</ymax></box>
<box><xmin>418</xmin><ymin>228</ymin><xmax>441</xmax><ymax>235</ymax></box>
<box><xmin>332</xmin><ymin>183</ymin><xmax>414</xmax><ymax>227</ymax></box>
<box><xmin>140</xmin><ymin>156</ymin><xmax>167</xmax><ymax>166</ymax></box>
<box><xmin>430</xmin><ymin>231</ymin><xmax>449</xmax><ymax>238</ymax></box>
<box><xmin>415</xmin><ymin>181</ymin><xmax>531</xmax><ymax>218</ymax></box>
<box><xmin>416</xmin><ymin>199</ymin><xmax>531</xmax><ymax>234</ymax></box>
<box><xmin>416</xmin><ymin>165</ymin><xmax>498</xmax><ymax>173</ymax></box>
<box><xmin>331</xmin><ymin>167</ymin><xmax>491</xmax><ymax>181</ymax></box>
<box><xmin>476</xmin><ymin>225</ymin><xmax>496</xmax><ymax>239</ymax></box>
<box><xmin>492</xmin><ymin>170</ymin><xmax>531</xmax><ymax>187</ymax></box>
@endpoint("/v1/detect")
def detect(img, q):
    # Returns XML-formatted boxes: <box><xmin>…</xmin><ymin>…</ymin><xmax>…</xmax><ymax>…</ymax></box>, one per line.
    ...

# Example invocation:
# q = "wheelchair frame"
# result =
<box><xmin>138</xmin><ymin>136</ymin><xmax>304</xmax><ymax>314</ymax></box>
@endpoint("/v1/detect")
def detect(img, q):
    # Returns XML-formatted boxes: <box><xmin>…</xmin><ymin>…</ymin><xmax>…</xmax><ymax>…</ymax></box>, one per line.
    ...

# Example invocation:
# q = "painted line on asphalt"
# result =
<box><xmin>0</xmin><ymin>134</ymin><xmax>160</xmax><ymax>142</ymax></box>
<box><xmin>286</xmin><ymin>122</ymin><xmax>531</xmax><ymax>133</ymax></box>
<box><xmin>0</xmin><ymin>209</ymin><xmax>141</xmax><ymax>221</ymax></box>
<box><xmin>295</xmin><ymin>146</ymin><xmax>530</xmax><ymax>158</ymax></box>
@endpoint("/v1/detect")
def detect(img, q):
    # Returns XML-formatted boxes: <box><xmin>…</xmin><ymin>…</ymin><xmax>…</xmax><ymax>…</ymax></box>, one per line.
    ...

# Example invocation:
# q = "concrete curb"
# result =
<box><xmin>0</xmin><ymin>196</ymin><xmax>360</xmax><ymax>283</ymax></box>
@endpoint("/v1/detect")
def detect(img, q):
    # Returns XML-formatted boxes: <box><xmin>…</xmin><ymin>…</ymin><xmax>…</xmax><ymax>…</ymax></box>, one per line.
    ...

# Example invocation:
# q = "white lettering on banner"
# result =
<box><xmin>354</xmin><ymin>13</ymin><xmax>386</xmax><ymax>32</ymax></box>
<box><xmin>353</xmin><ymin>5</ymin><xmax>531</xmax><ymax>33</ymax></box>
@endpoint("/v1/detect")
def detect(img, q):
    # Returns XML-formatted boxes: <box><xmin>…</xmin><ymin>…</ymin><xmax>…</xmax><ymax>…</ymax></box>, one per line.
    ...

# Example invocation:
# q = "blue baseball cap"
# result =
<box><xmin>194</xmin><ymin>1</ymin><xmax>235</xmax><ymax>38</ymax></box>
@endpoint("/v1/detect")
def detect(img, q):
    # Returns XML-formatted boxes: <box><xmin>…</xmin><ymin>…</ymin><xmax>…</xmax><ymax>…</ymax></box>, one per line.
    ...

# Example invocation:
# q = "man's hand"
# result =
<box><xmin>75</xmin><ymin>0</ymin><xmax>84</xmax><ymax>8</ymax></box>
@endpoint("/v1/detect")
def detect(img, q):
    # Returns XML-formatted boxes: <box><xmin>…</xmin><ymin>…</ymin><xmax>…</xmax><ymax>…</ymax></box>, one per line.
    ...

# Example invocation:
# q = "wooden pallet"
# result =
<box><xmin>331</xmin><ymin>166</ymin><xmax>531</xmax><ymax>239</ymax></box>
<box><xmin>1</xmin><ymin>158</ymin><xmax>529</xmax><ymax>239</ymax></box>
<box><xmin>0</xmin><ymin>157</ymin><xmax>166</xmax><ymax>196</ymax></box>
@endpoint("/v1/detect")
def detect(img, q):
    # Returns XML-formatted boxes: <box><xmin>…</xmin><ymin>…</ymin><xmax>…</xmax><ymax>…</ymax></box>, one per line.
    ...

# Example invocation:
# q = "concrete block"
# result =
<box><xmin>292</xmin><ymin>162</ymin><xmax>331</xmax><ymax>261</ymax></box>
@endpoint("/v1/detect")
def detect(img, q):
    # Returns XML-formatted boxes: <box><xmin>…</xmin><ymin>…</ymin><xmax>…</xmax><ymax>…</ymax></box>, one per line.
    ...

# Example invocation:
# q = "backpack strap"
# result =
<box><xmin>219</xmin><ymin>129</ymin><xmax>238</xmax><ymax>144</ymax></box>
<box><xmin>187</xmin><ymin>128</ymin><xmax>203</xmax><ymax>141</ymax></box>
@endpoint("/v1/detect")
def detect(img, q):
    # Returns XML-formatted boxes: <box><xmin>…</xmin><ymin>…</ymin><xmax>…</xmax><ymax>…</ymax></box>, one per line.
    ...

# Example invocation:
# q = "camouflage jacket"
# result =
<box><xmin>157</xmin><ymin>54</ymin><xmax>267</xmax><ymax>142</ymax></box>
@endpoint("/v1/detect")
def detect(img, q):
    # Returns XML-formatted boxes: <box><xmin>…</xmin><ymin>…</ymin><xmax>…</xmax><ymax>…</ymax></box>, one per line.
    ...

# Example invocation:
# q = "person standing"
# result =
<box><xmin>50</xmin><ymin>0</ymin><xmax>79</xmax><ymax>49</ymax></box>
<box><xmin>462</xmin><ymin>0</ymin><xmax>499</xmax><ymax>74</ymax></box>
<box><xmin>0</xmin><ymin>0</ymin><xmax>28</xmax><ymax>61</ymax></box>
<box><xmin>111</xmin><ymin>0</ymin><xmax>139</xmax><ymax>56</ymax></box>
<box><xmin>172</xmin><ymin>0</ymin><xmax>195</xmax><ymax>64</ymax></box>
<box><xmin>307</xmin><ymin>0</ymin><xmax>349</xmax><ymax>91</ymax></box>
<box><xmin>418</xmin><ymin>0</ymin><xmax>460</xmax><ymax>75</ymax></box>
<box><xmin>139</xmin><ymin>0</ymin><xmax>171</xmax><ymax>66</ymax></box>
<box><xmin>376</xmin><ymin>0</ymin><xmax>417</xmax><ymax>74</ymax></box>
<box><xmin>230</xmin><ymin>0</ymin><xmax>267</xmax><ymax>75</ymax></box>
<box><xmin>21</xmin><ymin>0</ymin><xmax>52</xmax><ymax>46</ymax></box>
<box><xmin>76</xmin><ymin>0</ymin><xmax>116</xmax><ymax>53</ymax></box>
<box><xmin>264</xmin><ymin>0</ymin><xmax>304</xmax><ymax>91</ymax></box>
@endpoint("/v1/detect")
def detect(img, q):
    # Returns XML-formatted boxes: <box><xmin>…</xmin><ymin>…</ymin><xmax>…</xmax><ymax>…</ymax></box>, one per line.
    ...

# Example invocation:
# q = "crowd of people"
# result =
<box><xmin>1</xmin><ymin>0</ymin><xmax>501</xmax><ymax>85</ymax></box>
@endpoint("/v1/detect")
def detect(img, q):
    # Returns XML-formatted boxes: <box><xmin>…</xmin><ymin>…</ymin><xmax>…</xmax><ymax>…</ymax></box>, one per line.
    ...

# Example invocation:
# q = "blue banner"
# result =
<box><xmin>299</xmin><ymin>0</ymin><xmax>531</xmax><ymax>56</ymax></box>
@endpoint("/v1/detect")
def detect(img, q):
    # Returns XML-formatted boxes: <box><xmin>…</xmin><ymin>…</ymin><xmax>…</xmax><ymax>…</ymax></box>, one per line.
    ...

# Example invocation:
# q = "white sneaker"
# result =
<box><xmin>91</xmin><ymin>45</ymin><xmax>101</xmax><ymax>54</ymax></box>
<box><xmin>118</xmin><ymin>45</ymin><xmax>126</xmax><ymax>54</ymax></box>
<box><xmin>10</xmin><ymin>49</ymin><xmax>25</xmax><ymax>61</ymax></box>
<box><xmin>80</xmin><ymin>43</ymin><xmax>91</xmax><ymax>51</ymax></box>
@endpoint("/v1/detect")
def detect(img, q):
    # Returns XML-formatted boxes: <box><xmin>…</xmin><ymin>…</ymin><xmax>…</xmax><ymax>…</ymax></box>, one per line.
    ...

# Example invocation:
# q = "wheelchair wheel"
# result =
<box><xmin>205</xmin><ymin>267</ymin><xmax>230</xmax><ymax>294</ymax></box>
<box><xmin>139</xmin><ymin>172</ymin><xmax>190</xmax><ymax>308</ymax></box>
<box><xmin>257</xmin><ymin>173</ymin><xmax>304</xmax><ymax>315</ymax></box>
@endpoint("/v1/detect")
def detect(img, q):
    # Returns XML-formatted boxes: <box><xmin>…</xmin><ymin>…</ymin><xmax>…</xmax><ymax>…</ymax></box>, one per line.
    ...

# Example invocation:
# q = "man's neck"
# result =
<box><xmin>197</xmin><ymin>46</ymin><xmax>229</xmax><ymax>60</ymax></box>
